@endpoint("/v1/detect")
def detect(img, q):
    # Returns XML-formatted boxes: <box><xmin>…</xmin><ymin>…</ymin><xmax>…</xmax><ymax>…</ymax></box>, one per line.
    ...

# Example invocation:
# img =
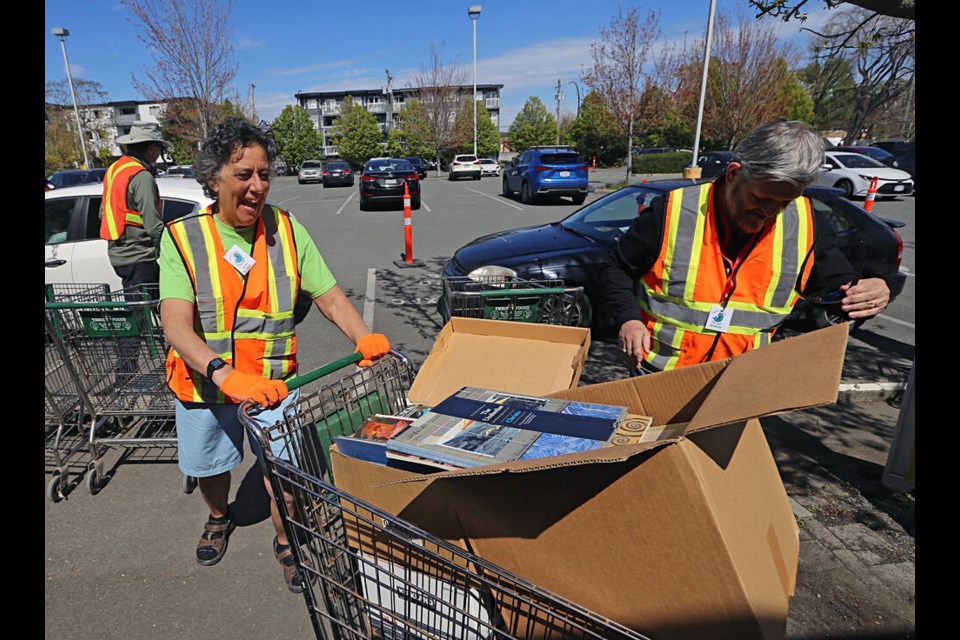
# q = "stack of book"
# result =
<box><xmin>336</xmin><ymin>387</ymin><xmax>631</xmax><ymax>472</ymax></box>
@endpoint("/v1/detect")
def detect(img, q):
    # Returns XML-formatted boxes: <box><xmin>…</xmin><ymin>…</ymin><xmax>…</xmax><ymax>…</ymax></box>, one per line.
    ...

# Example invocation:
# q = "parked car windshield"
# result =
<box><xmin>540</xmin><ymin>153</ymin><xmax>583</xmax><ymax>165</ymax></box>
<box><xmin>557</xmin><ymin>186</ymin><xmax>652</xmax><ymax>241</ymax></box>
<box><xmin>301</xmin><ymin>161</ymin><xmax>321</xmax><ymax>169</ymax></box>
<box><xmin>326</xmin><ymin>162</ymin><xmax>350</xmax><ymax>170</ymax></box>
<box><xmin>831</xmin><ymin>153</ymin><xmax>885</xmax><ymax>169</ymax></box>
<box><xmin>365</xmin><ymin>159</ymin><xmax>412</xmax><ymax>172</ymax></box>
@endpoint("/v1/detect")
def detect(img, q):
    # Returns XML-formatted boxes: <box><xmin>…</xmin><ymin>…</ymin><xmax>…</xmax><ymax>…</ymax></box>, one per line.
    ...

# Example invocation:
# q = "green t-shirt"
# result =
<box><xmin>159</xmin><ymin>208</ymin><xmax>336</xmax><ymax>303</ymax></box>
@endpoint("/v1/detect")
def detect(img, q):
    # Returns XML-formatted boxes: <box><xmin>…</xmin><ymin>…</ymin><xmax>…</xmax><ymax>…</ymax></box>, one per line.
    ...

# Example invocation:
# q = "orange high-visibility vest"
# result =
<box><xmin>100</xmin><ymin>155</ymin><xmax>153</xmax><ymax>241</ymax></box>
<box><xmin>164</xmin><ymin>204</ymin><xmax>301</xmax><ymax>404</ymax></box>
<box><xmin>637</xmin><ymin>181</ymin><xmax>816</xmax><ymax>371</ymax></box>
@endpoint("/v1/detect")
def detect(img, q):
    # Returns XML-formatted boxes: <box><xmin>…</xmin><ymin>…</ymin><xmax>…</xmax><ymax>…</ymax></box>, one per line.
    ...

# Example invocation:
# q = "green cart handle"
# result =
<box><xmin>475</xmin><ymin>287</ymin><xmax>567</xmax><ymax>297</ymax></box>
<box><xmin>285</xmin><ymin>352</ymin><xmax>363</xmax><ymax>391</ymax></box>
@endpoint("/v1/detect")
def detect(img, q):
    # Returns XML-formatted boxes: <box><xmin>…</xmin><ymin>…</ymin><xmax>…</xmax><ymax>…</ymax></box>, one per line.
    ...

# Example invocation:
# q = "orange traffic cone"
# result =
<box><xmin>393</xmin><ymin>182</ymin><xmax>424</xmax><ymax>268</ymax></box>
<box><xmin>863</xmin><ymin>176</ymin><xmax>879</xmax><ymax>212</ymax></box>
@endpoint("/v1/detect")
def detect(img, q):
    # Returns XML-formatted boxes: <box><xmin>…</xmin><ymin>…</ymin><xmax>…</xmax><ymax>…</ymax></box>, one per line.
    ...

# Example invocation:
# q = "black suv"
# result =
<box><xmin>405</xmin><ymin>156</ymin><xmax>429</xmax><ymax>179</ymax></box>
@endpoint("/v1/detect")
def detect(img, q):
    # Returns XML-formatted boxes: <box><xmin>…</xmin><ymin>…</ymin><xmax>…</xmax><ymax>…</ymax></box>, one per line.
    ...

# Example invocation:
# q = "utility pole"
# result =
<box><xmin>554</xmin><ymin>78</ymin><xmax>563</xmax><ymax>145</ymax></box>
<box><xmin>250</xmin><ymin>83</ymin><xmax>257</xmax><ymax>123</ymax></box>
<box><xmin>688</xmin><ymin>0</ymin><xmax>717</xmax><ymax>178</ymax></box>
<box><xmin>384</xmin><ymin>69</ymin><xmax>394</xmax><ymax>133</ymax></box>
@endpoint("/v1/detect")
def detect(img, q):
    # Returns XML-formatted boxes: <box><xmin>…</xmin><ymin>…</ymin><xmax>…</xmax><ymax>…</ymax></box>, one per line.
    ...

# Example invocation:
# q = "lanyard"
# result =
<box><xmin>716</xmin><ymin>205</ymin><xmax>759</xmax><ymax>307</ymax></box>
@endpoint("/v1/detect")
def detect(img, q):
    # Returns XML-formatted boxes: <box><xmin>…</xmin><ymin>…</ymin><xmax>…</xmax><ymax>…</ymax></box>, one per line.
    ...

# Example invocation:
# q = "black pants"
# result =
<box><xmin>112</xmin><ymin>261</ymin><xmax>160</xmax><ymax>382</ymax></box>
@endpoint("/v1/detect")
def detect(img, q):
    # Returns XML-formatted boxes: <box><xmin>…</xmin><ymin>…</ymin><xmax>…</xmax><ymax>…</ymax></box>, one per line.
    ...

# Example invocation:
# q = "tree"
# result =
<box><xmin>778</xmin><ymin>71</ymin><xmax>817</xmax><ymax>123</ymax></box>
<box><xmin>45</xmin><ymin>78</ymin><xmax>110</xmax><ymax>169</ymax></box>
<box><xmin>385</xmin><ymin>100</ymin><xmax>435</xmax><ymax>160</ymax></box>
<box><xmin>412</xmin><ymin>40</ymin><xmax>469</xmax><ymax>174</ymax></box>
<box><xmin>507</xmin><ymin>97</ymin><xmax>557</xmax><ymax>152</ymax></box>
<box><xmin>328</xmin><ymin>96</ymin><xmax>383</xmax><ymax>167</ymax></box>
<box><xmin>746</xmin><ymin>0</ymin><xmax>914</xmax><ymax>23</ymax></box>
<box><xmin>812</xmin><ymin>7</ymin><xmax>914</xmax><ymax>143</ymax></box>
<box><xmin>662</xmin><ymin>8</ymin><xmax>802</xmax><ymax>150</ymax></box>
<box><xmin>797</xmin><ymin>55</ymin><xmax>857</xmax><ymax>130</ymax></box>
<box><xmin>122</xmin><ymin>0</ymin><xmax>240</xmax><ymax>147</ymax></box>
<box><xmin>453</xmin><ymin>100</ymin><xmax>500</xmax><ymax>158</ymax></box>
<box><xmin>582</xmin><ymin>5</ymin><xmax>663</xmax><ymax>181</ymax></box>
<box><xmin>271</xmin><ymin>105</ymin><xmax>323</xmax><ymax>171</ymax></box>
<box><xmin>565</xmin><ymin>91</ymin><xmax>625</xmax><ymax>166</ymax></box>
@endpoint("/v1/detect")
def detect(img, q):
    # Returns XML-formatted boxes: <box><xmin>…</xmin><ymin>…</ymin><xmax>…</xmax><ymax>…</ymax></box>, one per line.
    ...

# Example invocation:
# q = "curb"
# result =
<box><xmin>838</xmin><ymin>380</ymin><xmax>907</xmax><ymax>403</ymax></box>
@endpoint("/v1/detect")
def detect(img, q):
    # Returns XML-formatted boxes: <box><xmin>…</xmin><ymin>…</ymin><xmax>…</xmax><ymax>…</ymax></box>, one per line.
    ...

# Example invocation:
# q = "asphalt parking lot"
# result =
<box><xmin>45</xmin><ymin>171</ymin><xmax>914</xmax><ymax>639</ymax></box>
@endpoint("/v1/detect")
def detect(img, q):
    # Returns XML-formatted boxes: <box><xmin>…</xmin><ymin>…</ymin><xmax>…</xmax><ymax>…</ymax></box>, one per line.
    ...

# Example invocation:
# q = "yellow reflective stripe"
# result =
<box><xmin>198</xmin><ymin>216</ymin><xmax>227</xmax><ymax>334</ymax></box>
<box><xmin>792</xmin><ymin>198</ymin><xmax>813</xmax><ymax>306</ymax></box>
<box><xmin>662</xmin><ymin>190</ymin><xmax>683</xmax><ymax>293</ymax></box>
<box><xmin>648</xmin><ymin>320</ymin><xmax>683</xmax><ymax>370</ymax></box>
<box><xmin>169</xmin><ymin>223</ymin><xmax>196</xmax><ymax>277</ymax></box>
<box><xmin>124</xmin><ymin>212</ymin><xmax>144</xmax><ymax>225</ymax></box>
<box><xmin>684</xmin><ymin>185</ymin><xmax>710</xmax><ymax>300</ymax></box>
<box><xmin>763</xmin><ymin>221</ymin><xmax>785</xmax><ymax>307</ymax></box>
<box><xmin>276</xmin><ymin>211</ymin><xmax>299</xmax><ymax>305</ymax></box>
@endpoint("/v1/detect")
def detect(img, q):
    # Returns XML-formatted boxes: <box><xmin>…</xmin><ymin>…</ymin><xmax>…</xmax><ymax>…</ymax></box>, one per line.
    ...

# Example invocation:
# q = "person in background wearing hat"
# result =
<box><xmin>159</xmin><ymin>116</ymin><xmax>391</xmax><ymax>593</ymax></box>
<box><xmin>99</xmin><ymin>120</ymin><xmax>172</xmax><ymax>294</ymax></box>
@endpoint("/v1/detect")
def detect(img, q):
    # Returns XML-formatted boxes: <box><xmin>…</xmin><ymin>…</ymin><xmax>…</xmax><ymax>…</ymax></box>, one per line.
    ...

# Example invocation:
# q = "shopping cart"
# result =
<box><xmin>441</xmin><ymin>275</ymin><xmax>585</xmax><ymax>326</ymax></box>
<box><xmin>240</xmin><ymin>352</ymin><xmax>650</xmax><ymax>640</ymax></box>
<box><xmin>44</xmin><ymin>286</ymin><xmax>194</xmax><ymax>496</ymax></box>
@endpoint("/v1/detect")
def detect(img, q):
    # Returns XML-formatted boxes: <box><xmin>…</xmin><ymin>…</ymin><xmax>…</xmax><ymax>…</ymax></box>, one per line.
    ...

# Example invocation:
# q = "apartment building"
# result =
<box><xmin>72</xmin><ymin>100</ymin><xmax>167</xmax><ymax>165</ymax></box>
<box><xmin>295</xmin><ymin>83</ymin><xmax>503</xmax><ymax>158</ymax></box>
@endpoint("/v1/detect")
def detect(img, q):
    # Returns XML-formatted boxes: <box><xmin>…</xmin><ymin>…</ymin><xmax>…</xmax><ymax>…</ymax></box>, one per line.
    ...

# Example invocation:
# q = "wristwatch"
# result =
<box><xmin>206</xmin><ymin>357</ymin><xmax>228</xmax><ymax>380</ymax></box>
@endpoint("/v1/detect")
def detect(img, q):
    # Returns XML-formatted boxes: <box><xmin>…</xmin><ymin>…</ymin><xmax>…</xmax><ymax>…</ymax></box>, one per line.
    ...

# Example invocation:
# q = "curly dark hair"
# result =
<box><xmin>194</xmin><ymin>116</ymin><xmax>277</xmax><ymax>199</ymax></box>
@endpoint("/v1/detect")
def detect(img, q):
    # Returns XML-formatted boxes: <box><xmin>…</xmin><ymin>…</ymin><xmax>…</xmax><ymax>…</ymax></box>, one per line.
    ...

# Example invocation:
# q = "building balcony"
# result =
<box><xmin>485</xmin><ymin>98</ymin><xmax>500</xmax><ymax>109</ymax></box>
<box><xmin>321</xmin><ymin>104</ymin><xmax>341</xmax><ymax>115</ymax></box>
<box><xmin>366</xmin><ymin>103</ymin><xmax>386</xmax><ymax>113</ymax></box>
<box><xmin>323</xmin><ymin>145</ymin><xmax>339</xmax><ymax>157</ymax></box>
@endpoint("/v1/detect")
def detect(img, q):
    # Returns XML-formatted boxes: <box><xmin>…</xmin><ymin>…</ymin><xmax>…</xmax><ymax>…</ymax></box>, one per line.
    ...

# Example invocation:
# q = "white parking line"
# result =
<box><xmin>465</xmin><ymin>187</ymin><xmax>524</xmax><ymax>211</ymax></box>
<box><xmin>336</xmin><ymin>192</ymin><xmax>356</xmax><ymax>215</ymax></box>
<box><xmin>276</xmin><ymin>195</ymin><xmax>301</xmax><ymax>206</ymax></box>
<box><xmin>421</xmin><ymin>199</ymin><xmax>432</xmax><ymax>213</ymax></box>
<box><xmin>363</xmin><ymin>268</ymin><xmax>376</xmax><ymax>329</ymax></box>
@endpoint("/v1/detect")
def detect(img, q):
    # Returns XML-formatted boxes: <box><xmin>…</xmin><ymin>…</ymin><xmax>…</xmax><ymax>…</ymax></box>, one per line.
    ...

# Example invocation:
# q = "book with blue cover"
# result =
<box><xmin>384</xmin><ymin>387</ymin><xmax>627</xmax><ymax>469</ymax></box>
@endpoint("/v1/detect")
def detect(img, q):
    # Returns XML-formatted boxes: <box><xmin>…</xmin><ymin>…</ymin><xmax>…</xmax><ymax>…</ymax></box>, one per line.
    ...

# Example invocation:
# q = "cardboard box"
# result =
<box><xmin>332</xmin><ymin>323</ymin><xmax>850</xmax><ymax>640</ymax></box>
<box><xmin>407</xmin><ymin>317</ymin><xmax>591</xmax><ymax>406</ymax></box>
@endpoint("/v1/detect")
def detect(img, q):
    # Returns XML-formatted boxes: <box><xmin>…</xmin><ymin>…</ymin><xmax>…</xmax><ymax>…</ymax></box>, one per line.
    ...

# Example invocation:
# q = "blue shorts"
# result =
<box><xmin>175</xmin><ymin>389</ymin><xmax>300</xmax><ymax>478</ymax></box>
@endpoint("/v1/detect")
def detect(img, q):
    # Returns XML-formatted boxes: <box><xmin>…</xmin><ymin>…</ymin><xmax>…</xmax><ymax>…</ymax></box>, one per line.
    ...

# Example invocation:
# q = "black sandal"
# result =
<box><xmin>196</xmin><ymin>513</ymin><xmax>236</xmax><ymax>566</ymax></box>
<box><xmin>273</xmin><ymin>536</ymin><xmax>313</xmax><ymax>593</ymax></box>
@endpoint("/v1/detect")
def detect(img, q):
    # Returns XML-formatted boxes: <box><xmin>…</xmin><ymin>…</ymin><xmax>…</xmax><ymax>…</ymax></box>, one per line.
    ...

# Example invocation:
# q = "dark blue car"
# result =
<box><xmin>443</xmin><ymin>179</ymin><xmax>906</xmax><ymax>331</ymax></box>
<box><xmin>501</xmin><ymin>146</ymin><xmax>589</xmax><ymax>205</ymax></box>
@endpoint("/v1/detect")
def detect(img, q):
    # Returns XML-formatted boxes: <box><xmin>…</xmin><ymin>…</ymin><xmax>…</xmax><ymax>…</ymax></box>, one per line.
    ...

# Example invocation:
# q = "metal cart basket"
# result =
<box><xmin>44</xmin><ymin>286</ymin><xmax>191</xmax><ymax>496</ymax></box>
<box><xmin>240</xmin><ymin>352</ymin><xmax>650</xmax><ymax>640</ymax></box>
<box><xmin>441</xmin><ymin>275</ymin><xmax>584</xmax><ymax>326</ymax></box>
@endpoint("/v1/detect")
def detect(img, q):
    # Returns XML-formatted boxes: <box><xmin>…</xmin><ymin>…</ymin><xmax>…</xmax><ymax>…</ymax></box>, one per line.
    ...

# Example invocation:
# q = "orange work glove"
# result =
<box><xmin>355</xmin><ymin>333</ymin><xmax>390</xmax><ymax>367</ymax></box>
<box><xmin>220</xmin><ymin>370</ymin><xmax>289</xmax><ymax>406</ymax></box>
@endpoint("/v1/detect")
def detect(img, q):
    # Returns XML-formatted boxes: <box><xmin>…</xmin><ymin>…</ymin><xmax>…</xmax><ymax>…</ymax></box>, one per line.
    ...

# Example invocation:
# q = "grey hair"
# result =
<box><xmin>732</xmin><ymin>120</ymin><xmax>825</xmax><ymax>187</ymax></box>
<box><xmin>194</xmin><ymin>116</ymin><xmax>277</xmax><ymax>200</ymax></box>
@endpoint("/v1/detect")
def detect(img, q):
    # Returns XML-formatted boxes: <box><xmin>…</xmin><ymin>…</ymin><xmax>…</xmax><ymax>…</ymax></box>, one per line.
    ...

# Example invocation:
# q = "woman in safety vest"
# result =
<box><xmin>159</xmin><ymin>117</ymin><xmax>390</xmax><ymax>593</ymax></box>
<box><xmin>602</xmin><ymin>120</ymin><xmax>892</xmax><ymax>375</ymax></box>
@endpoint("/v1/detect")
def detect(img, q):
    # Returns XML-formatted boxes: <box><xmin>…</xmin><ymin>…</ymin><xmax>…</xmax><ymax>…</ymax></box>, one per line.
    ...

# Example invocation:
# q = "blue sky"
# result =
<box><xmin>44</xmin><ymin>0</ymin><xmax>835</xmax><ymax>129</ymax></box>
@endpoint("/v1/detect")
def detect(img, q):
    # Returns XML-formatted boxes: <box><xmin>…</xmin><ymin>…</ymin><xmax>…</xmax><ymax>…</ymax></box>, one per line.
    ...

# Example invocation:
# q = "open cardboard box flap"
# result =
<box><xmin>407</xmin><ymin>317</ymin><xmax>590</xmax><ymax>407</ymax></box>
<box><xmin>371</xmin><ymin>323</ymin><xmax>848</xmax><ymax>486</ymax></box>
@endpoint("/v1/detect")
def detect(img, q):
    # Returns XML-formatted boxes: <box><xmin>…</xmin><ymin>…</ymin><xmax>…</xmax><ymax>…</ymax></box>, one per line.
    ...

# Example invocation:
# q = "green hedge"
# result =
<box><xmin>631</xmin><ymin>152</ymin><xmax>694</xmax><ymax>174</ymax></box>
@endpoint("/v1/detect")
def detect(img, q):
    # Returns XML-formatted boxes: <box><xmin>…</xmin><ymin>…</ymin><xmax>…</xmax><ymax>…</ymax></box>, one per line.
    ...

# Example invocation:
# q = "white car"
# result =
<box><xmin>297</xmin><ymin>160</ymin><xmax>323</xmax><ymax>184</ymax></box>
<box><xmin>814</xmin><ymin>151</ymin><xmax>913</xmax><ymax>199</ymax></box>
<box><xmin>478</xmin><ymin>158</ymin><xmax>501</xmax><ymax>177</ymax></box>
<box><xmin>448</xmin><ymin>154</ymin><xmax>481</xmax><ymax>180</ymax></box>
<box><xmin>45</xmin><ymin>181</ymin><xmax>214</xmax><ymax>291</ymax></box>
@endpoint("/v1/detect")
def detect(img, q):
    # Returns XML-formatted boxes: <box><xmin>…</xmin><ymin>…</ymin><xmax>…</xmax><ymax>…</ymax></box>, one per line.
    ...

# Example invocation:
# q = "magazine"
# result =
<box><xmin>385</xmin><ymin>387</ymin><xmax>628</xmax><ymax>469</ymax></box>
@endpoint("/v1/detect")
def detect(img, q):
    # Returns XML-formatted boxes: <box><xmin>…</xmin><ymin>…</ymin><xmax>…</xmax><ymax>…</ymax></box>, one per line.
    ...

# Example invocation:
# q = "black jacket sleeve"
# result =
<box><xmin>802</xmin><ymin>207</ymin><xmax>859</xmax><ymax>296</ymax></box>
<box><xmin>599</xmin><ymin>196</ymin><xmax>666</xmax><ymax>326</ymax></box>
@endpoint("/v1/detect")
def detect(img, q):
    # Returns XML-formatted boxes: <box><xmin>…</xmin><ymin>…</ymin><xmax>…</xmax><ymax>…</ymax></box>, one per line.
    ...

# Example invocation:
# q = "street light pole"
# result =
<box><xmin>688</xmin><ymin>0</ymin><xmax>717</xmax><ymax>176</ymax></box>
<box><xmin>51</xmin><ymin>27</ymin><xmax>90</xmax><ymax>170</ymax></box>
<box><xmin>568</xmin><ymin>81</ymin><xmax>581</xmax><ymax>118</ymax></box>
<box><xmin>468</xmin><ymin>5</ymin><xmax>481</xmax><ymax>157</ymax></box>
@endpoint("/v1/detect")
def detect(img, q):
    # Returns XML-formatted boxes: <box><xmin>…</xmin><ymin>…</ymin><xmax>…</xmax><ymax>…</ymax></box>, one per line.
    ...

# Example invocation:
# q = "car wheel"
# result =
<box><xmin>502</xmin><ymin>177</ymin><xmax>512</xmax><ymax>197</ymax></box>
<box><xmin>572</xmin><ymin>193</ymin><xmax>587</xmax><ymax>205</ymax></box>
<box><xmin>474</xmin><ymin>174</ymin><xmax>480</xmax><ymax>180</ymax></box>
<box><xmin>359</xmin><ymin>200</ymin><xmax>369</xmax><ymax>211</ymax></box>
<box><xmin>448</xmin><ymin>174</ymin><xmax>455</xmax><ymax>181</ymax></box>
<box><xmin>412</xmin><ymin>197</ymin><xmax>421</xmax><ymax>210</ymax></box>
<box><xmin>521</xmin><ymin>182</ymin><xmax>535</xmax><ymax>205</ymax></box>
<box><xmin>298</xmin><ymin>179</ymin><xmax>304</xmax><ymax>185</ymax></box>
<box><xmin>834</xmin><ymin>179</ymin><xmax>854</xmax><ymax>198</ymax></box>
